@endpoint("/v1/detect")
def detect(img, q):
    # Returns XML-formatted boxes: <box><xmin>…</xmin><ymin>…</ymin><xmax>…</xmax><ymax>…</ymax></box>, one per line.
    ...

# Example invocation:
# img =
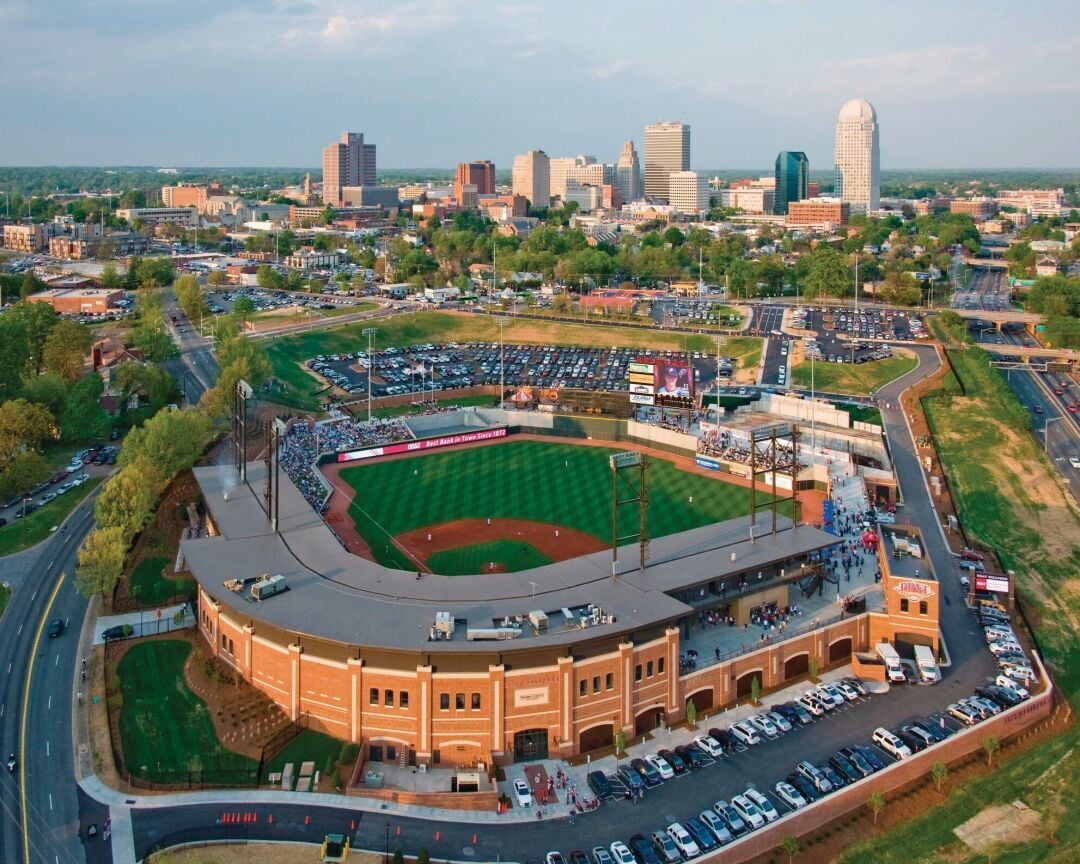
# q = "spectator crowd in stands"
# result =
<box><xmin>280</xmin><ymin>417</ymin><xmax>413</xmax><ymax>512</ymax></box>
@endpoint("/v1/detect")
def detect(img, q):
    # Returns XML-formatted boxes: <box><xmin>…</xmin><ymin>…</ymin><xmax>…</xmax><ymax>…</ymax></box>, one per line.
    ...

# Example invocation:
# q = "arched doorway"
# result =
<box><xmin>783</xmin><ymin>653</ymin><xmax>809</xmax><ymax>679</ymax></box>
<box><xmin>635</xmin><ymin>706</ymin><xmax>664</xmax><ymax>736</ymax></box>
<box><xmin>578</xmin><ymin>723</ymin><xmax>613</xmax><ymax>754</ymax></box>
<box><xmin>687</xmin><ymin>689</ymin><xmax>713</xmax><ymax>714</ymax></box>
<box><xmin>736</xmin><ymin>670</ymin><xmax>763</xmax><ymax>699</ymax></box>
<box><xmin>828</xmin><ymin>637</ymin><xmax>853</xmax><ymax>663</ymax></box>
<box><xmin>513</xmin><ymin>729</ymin><xmax>549</xmax><ymax>762</ymax></box>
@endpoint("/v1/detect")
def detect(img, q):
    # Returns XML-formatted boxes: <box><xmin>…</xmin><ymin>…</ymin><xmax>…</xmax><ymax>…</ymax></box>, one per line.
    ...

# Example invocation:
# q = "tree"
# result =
<box><xmin>983</xmin><ymin>735</ymin><xmax>1000</xmax><ymax>766</ymax></box>
<box><xmin>59</xmin><ymin>373</ymin><xmax>111</xmax><ymax>442</ymax></box>
<box><xmin>94</xmin><ymin>462</ymin><xmax>161</xmax><ymax>539</ymax></box>
<box><xmin>750</xmin><ymin>675</ymin><xmax>760</xmax><ymax>705</ymax></box>
<box><xmin>131</xmin><ymin>318</ymin><xmax>178</xmax><ymax>363</ymax></box>
<box><xmin>20</xmin><ymin>372</ymin><xmax>68</xmax><ymax>416</ymax></box>
<box><xmin>113</xmin><ymin>361</ymin><xmax>181</xmax><ymax>415</ymax></box>
<box><xmin>781</xmin><ymin>834</ymin><xmax>801</xmax><ymax>864</ymax></box>
<box><xmin>256</xmin><ymin>265</ymin><xmax>285</xmax><ymax>292</ymax></box>
<box><xmin>614</xmin><ymin>728</ymin><xmax>627</xmax><ymax>758</ymax></box>
<box><xmin>726</xmin><ymin>258</ymin><xmax>755</xmax><ymax>299</ymax></box>
<box><xmin>931</xmin><ymin>761</ymin><xmax>948</xmax><ymax>792</ymax></box>
<box><xmin>685</xmin><ymin>698</ymin><xmax>697</xmax><ymax>728</ymax></box>
<box><xmin>42</xmin><ymin>319</ymin><xmax>93</xmax><ymax>382</ymax></box>
<box><xmin>118</xmin><ymin>409</ymin><xmax>212</xmax><ymax>479</ymax></box>
<box><xmin>99</xmin><ymin>262</ymin><xmax>122</xmax><ymax>291</ymax></box>
<box><xmin>808</xmin><ymin>656</ymin><xmax>819</xmax><ymax>681</ymax></box>
<box><xmin>0</xmin><ymin>398</ymin><xmax>58</xmax><ymax>471</ymax></box>
<box><xmin>232</xmin><ymin>295</ymin><xmax>256</xmax><ymax>322</ymax></box>
<box><xmin>75</xmin><ymin>526</ymin><xmax>128</xmax><ymax>600</ymax></box>
<box><xmin>174</xmin><ymin>274</ymin><xmax>206</xmax><ymax>323</ymax></box>
<box><xmin>392</xmin><ymin>849</ymin><xmax>404</xmax><ymax>864</ymax></box>
<box><xmin>867</xmin><ymin>791</ymin><xmax>886</xmax><ymax>825</ymax></box>
<box><xmin>878</xmin><ymin>271</ymin><xmax>922</xmax><ymax>306</ymax></box>
<box><xmin>207</xmin><ymin>269</ymin><xmax>228</xmax><ymax>286</ymax></box>
<box><xmin>0</xmin><ymin>315</ymin><xmax>29</xmax><ymax>401</ymax></box>
<box><xmin>6</xmin><ymin>299</ymin><xmax>59</xmax><ymax>376</ymax></box>
<box><xmin>804</xmin><ymin>246</ymin><xmax>851</xmax><ymax>300</ymax></box>
<box><xmin>416</xmin><ymin>850</ymin><xmax>430</xmax><ymax>864</ymax></box>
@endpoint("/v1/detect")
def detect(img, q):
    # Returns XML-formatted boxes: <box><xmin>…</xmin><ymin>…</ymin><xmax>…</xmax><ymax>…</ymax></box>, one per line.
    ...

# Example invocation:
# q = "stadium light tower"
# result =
<box><xmin>494</xmin><ymin>316</ymin><xmax>510</xmax><ymax>407</ymax></box>
<box><xmin>713</xmin><ymin>334</ymin><xmax>726</xmax><ymax>398</ymax></box>
<box><xmin>362</xmin><ymin>327</ymin><xmax>377</xmax><ymax>424</ymax></box>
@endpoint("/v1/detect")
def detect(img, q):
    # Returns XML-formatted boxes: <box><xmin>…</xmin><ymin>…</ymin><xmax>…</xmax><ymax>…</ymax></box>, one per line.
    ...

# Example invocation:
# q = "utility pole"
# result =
<box><xmin>494</xmin><ymin>316</ymin><xmax>509</xmax><ymax>407</ymax></box>
<box><xmin>363</xmin><ymin>327</ymin><xmax>377</xmax><ymax>423</ymax></box>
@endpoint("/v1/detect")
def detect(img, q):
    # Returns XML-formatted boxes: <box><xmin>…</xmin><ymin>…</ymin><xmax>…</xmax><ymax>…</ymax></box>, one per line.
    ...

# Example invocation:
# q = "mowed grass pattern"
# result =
<box><xmin>426</xmin><ymin>539</ymin><xmax>553</xmax><ymax>576</ymax></box>
<box><xmin>129</xmin><ymin>556</ymin><xmax>197</xmax><ymax>605</ymax></box>
<box><xmin>118</xmin><ymin>640</ymin><xmax>257</xmax><ymax>783</ymax></box>
<box><xmin>339</xmin><ymin>440</ymin><xmax>774</xmax><ymax>570</ymax></box>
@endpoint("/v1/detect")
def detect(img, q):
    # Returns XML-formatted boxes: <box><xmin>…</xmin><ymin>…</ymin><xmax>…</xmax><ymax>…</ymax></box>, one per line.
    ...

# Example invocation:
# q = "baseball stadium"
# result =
<box><xmin>186</xmin><ymin>388</ymin><xmax>939</xmax><ymax>769</ymax></box>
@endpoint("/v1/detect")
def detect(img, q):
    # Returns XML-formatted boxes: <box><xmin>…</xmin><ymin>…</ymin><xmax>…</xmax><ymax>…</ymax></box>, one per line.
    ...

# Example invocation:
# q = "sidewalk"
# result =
<box><xmin>91</xmin><ymin>603</ymin><xmax>194</xmax><ymax>644</ymax></box>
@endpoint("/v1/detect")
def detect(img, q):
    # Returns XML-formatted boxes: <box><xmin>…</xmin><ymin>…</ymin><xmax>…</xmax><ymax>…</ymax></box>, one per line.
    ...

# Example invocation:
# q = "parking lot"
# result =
<box><xmin>0</xmin><ymin>445</ymin><xmax>116</xmax><ymax>524</ymax></box>
<box><xmin>206</xmin><ymin>287</ymin><xmax>365</xmax><ymax>317</ymax></box>
<box><xmin>305</xmin><ymin>343</ymin><xmax>726</xmax><ymax>399</ymax></box>
<box><xmin>792</xmin><ymin>307</ymin><xmax>925</xmax><ymax>363</ymax></box>
<box><xmin>505</xmin><ymin>649</ymin><xmax>1030</xmax><ymax>864</ymax></box>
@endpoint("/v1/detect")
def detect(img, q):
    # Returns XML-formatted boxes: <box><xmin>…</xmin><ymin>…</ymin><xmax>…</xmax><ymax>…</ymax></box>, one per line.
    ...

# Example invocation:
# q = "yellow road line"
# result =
<box><xmin>20</xmin><ymin>571</ymin><xmax>65</xmax><ymax>864</ymax></box>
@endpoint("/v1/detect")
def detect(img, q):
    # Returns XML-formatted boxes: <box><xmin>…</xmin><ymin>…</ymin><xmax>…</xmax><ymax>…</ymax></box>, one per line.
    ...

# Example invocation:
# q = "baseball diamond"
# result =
<box><xmin>331</xmin><ymin>439</ymin><xmax>779</xmax><ymax>573</ymax></box>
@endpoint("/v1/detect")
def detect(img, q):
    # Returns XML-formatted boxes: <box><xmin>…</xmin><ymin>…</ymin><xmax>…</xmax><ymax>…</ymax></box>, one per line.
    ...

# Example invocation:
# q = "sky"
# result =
<box><xmin>1</xmin><ymin>0</ymin><xmax>1078</xmax><ymax>170</ymax></box>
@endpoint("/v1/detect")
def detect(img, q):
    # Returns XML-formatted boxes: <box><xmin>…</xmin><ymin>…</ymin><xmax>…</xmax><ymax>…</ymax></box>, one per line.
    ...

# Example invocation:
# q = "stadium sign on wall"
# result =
<box><xmin>976</xmin><ymin>573</ymin><xmax>1010</xmax><ymax>594</ymax></box>
<box><xmin>893</xmin><ymin>580</ymin><xmax>935</xmax><ymax>602</ymax></box>
<box><xmin>629</xmin><ymin>362</ymin><xmax>655</xmax><ymax>375</ymax></box>
<box><xmin>336</xmin><ymin>427</ymin><xmax>508</xmax><ymax>463</ymax></box>
<box><xmin>629</xmin><ymin>393</ymin><xmax>656</xmax><ymax>405</ymax></box>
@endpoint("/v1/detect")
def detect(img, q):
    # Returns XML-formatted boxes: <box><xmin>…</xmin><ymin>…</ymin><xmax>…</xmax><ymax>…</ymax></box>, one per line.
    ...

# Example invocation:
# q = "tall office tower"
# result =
<box><xmin>455</xmin><ymin>160</ymin><xmax>496</xmax><ymax>199</ymax></box>
<box><xmin>322</xmin><ymin>131</ymin><xmax>376</xmax><ymax>206</ymax></box>
<box><xmin>773</xmin><ymin>151</ymin><xmax>809</xmax><ymax>215</ymax></box>
<box><xmin>616</xmin><ymin>140</ymin><xmax>643</xmax><ymax>203</ymax></box>
<box><xmin>644</xmin><ymin>122</ymin><xmax>690</xmax><ymax>202</ymax></box>
<box><xmin>547</xmin><ymin>155</ymin><xmax>601</xmax><ymax>201</ymax></box>
<box><xmin>833</xmin><ymin>99</ymin><xmax>879</xmax><ymax>211</ymax></box>
<box><xmin>511</xmin><ymin>150</ymin><xmax>551</xmax><ymax>209</ymax></box>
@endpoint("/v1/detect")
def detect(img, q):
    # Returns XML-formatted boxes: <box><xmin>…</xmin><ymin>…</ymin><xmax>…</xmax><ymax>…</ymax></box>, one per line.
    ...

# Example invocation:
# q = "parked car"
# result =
<box><xmin>586</xmin><ymin>771</ymin><xmax>611</xmax><ymax>798</ymax></box>
<box><xmin>591</xmin><ymin>848</ymin><xmax>615</xmax><ymax>864</ymax></box>
<box><xmin>699</xmin><ymin>809</ymin><xmax>735</xmax><ymax>844</ymax></box>
<box><xmin>683</xmin><ymin>816</ymin><xmax>720</xmax><ymax>852</ymax></box>
<box><xmin>657</xmin><ymin>749</ymin><xmax>687</xmax><ymax>774</ymax></box>
<box><xmin>995</xmin><ymin>674</ymin><xmax>1030</xmax><ymax>700</ymax></box>
<box><xmin>608</xmin><ymin>841</ymin><xmax>636</xmax><ymax>864</ymax></box>
<box><xmin>947</xmin><ymin>702</ymin><xmax>980</xmax><ymax>726</ymax></box>
<box><xmin>872</xmin><ymin>727</ymin><xmax>913</xmax><ymax>760</ymax></box>
<box><xmin>730</xmin><ymin>722</ymin><xmax>761</xmax><ymax>746</ymax></box>
<box><xmin>748</xmin><ymin>713</ymin><xmax>780</xmax><ymax>739</ymax></box>
<box><xmin>829</xmin><ymin>752</ymin><xmax>864</xmax><ymax>782</ymax></box>
<box><xmin>101</xmin><ymin>623</ymin><xmax>134</xmax><ymax>641</ymax></box>
<box><xmin>729</xmin><ymin>794</ymin><xmax>765</xmax><ymax>830</ymax></box>
<box><xmin>796</xmin><ymin>760</ymin><xmax>833</xmax><ymax>792</ymax></box>
<box><xmin>774</xmin><ymin>781</ymin><xmax>807</xmax><ymax>810</ymax></box>
<box><xmin>744</xmin><ymin>788</ymin><xmax>779</xmax><ymax>822</ymax></box>
<box><xmin>712</xmin><ymin>799</ymin><xmax>748</xmax><ymax>836</ymax></box>
<box><xmin>627</xmin><ymin>834</ymin><xmax>662</xmax><ymax>864</ymax></box>
<box><xmin>664</xmin><ymin>823</ymin><xmax>700</xmax><ymax>860</ymax></box>
<box><xmin>693</xmin><ymin>735</ymin><xmax>723</xmax><ymax>757</ymax></box>
<box><xmin>766</xmin><ymin>710</ymin><xmax>792</xmax><ymax>733</ymax></box>
<box><xmin>645</xmin><ymin>754</ymin><xmax>675</xmax><ymax>781</ymax></box>
<box><xmin>674</xmin><ymin>744</ymin><xmax>707</xmax><ymax>769</ymax></box>
<box><xmin>616</xmin><ymin>765</ymin><xmax>645</xmax><ymax>794</ymax></box>
<box><xmin>850</xmin><ymin>744</ymin><xmax>885</xmax><ymax>772</ymax></box>
<box><xmin>630</xmin><ymin>757</ymin><xmax>662</xmax><ymax>787</ymax></box>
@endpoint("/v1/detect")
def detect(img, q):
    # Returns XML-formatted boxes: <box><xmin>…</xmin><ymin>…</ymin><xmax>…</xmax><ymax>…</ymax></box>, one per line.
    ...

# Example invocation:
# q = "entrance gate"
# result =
<box><xmin>513</xmin><ymin>729</ymin><xmax>549</xmax><ymax>762</ymax></box>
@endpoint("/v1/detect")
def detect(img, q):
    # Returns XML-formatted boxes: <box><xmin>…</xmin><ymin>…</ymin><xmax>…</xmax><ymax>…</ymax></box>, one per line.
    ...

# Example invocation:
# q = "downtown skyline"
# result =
<box><xmin>0</xmin><ymin>0</ymin><xmax>1077</xmax><ymax>169</ymax></box>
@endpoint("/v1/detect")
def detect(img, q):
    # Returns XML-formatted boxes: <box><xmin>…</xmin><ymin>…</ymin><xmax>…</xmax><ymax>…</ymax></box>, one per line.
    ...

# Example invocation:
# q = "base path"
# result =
<box><xmin>396</xmin><ymin>518</ymin><xmax>606</xmax><ymax>571</ymax></box>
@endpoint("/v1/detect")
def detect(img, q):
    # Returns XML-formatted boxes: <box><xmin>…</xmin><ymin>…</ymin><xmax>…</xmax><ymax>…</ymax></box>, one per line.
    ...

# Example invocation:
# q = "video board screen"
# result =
<box><xmin>654</xmin><ymin>360</ymin><xmax>694</xmax><ymax>406</ymax></box>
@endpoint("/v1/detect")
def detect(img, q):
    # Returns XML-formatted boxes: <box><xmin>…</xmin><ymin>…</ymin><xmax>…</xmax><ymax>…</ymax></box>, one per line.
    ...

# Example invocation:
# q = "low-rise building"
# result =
<box><xmin>116</xmin><ymin>207</ymin><xmax>198</xmax><ymax>227</ymax></box>
<box><xmin>786</xmin><ymin>198</ymin><xmax>850</xmax><ymax>228</ymax></box>
<box><xmin>48</xmin><ymin>231</ymin><xmax>149</xmax><ymax>260</ymax></box>
<box><xmin>27</xmin><ymin>288</ymin><xmax>125</xmax><ymax>315</ymax></box>
<box><xmin>3</xmin><ymin>222</ymin><xmax>49</xmax><ymax>252</ymax></box>
<box><xmin>283</xmin><ymin>249</ymin><xmax>340</xmax><ymax>270</ymax></box>
<box><xmin>949</xmin><ymin>197</ymin><xmax>997</xmax><ymax>219</ymax></box>
<box><xmin>716</xmin><ymin>187</ymin><xmax>775</xmax><ymax>215</ymax></box>
<box><xmin>668</xmin><ymin>171</ymin><xmax>709</xmax><ymax>214</ymax></box>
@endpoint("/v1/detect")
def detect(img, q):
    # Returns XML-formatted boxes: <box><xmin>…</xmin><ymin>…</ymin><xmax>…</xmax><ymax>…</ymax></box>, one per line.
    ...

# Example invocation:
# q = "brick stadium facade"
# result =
<box><xmin>188</xmin><ymin>444</ymin><xmax>939</xmax><ymax>770</ymax></box>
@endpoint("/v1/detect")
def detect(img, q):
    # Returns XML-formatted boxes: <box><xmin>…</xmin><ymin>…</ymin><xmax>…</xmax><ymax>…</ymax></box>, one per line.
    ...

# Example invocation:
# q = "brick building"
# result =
<box><xmin>786</xmin><ymin>199</ymin><xmax>850</xmax><ymax>227</ymax></box>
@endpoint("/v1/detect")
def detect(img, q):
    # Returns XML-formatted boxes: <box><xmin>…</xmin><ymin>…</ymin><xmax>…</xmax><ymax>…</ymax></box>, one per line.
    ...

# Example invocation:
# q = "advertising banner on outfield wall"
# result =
<box><xmin>335</xmin><ymin>427</ymin><xmax>508</xmax><ymax>463</ymax></box>
<box><xmin>629</xmin><ymin>393</ymin><xmax>656</xmax><ymax>405</ymax></box>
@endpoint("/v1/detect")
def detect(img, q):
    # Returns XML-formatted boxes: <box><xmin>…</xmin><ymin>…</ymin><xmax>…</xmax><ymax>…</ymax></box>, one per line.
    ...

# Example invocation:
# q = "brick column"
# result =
<box><xmin>240</xmin><ymin>624</ymin><xmax>254</xmax><ymax>683</ymax></box>
<box><xmin>417</xmin><ymin>665</ymin><xmax>433</xmax><ymax>761</ymax></box>
<box><xmin>558</xmin><ymin>656</ymin><xmax>573</xmax><ymax>757</ymax></box>
<box><xmin>288</xmin><ymin>644</ymin><xmax>303</xmax><ymax>722</ymax></box>
<box><xmin>347</xmin><ymin>658</ymin><xmax>363</xmax><ymax>744</ymax></box>
<box><xmin>618</xmin><ymin>641</ymin><xmax>634</xmax><ymax>733</ymax></box>
<box><xmin>489</xmin><ymin>665</ymin><xmax>505</xmax><ymax>761</ymax></box>
<box><xmin>665</xmin><ymin>628</ymin><xmax>680</xmax><ymax>716</ymax></box>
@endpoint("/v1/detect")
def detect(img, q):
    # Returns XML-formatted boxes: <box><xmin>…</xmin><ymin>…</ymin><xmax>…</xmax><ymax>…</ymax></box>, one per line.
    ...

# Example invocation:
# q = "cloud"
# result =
<box><xmin>588</xmin><ymin>59</ymin><xmax>634</xmax><ymax>80</ymax></box>
<box><xmin>278</xmin><ymin>0</ymin><xmax>459</xmax><ymax>51</ymax></box>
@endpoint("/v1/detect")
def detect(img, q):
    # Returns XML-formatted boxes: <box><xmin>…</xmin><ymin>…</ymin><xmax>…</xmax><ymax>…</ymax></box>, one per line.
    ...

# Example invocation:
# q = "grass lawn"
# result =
<box><xmin>129</xmin><ymin>556</ymin><xmax>197</xmax><ymax>606</ymax></box>
<box><xmin>0</xmin><ymin>585</ymin><xmax>10</xmax><ymax>620</ymax></box>
<box><xmin>339</xmin><ymin>439</ymin><xmax>779</xmax><ymax>570</ymax></box>
<box><xmin>831</xmin><ymin>402</ymin><xmax>883</xmax><ymax>426</ymax></box>
<box><xmin>264</xmin><ymin>311</ymin><xmax>762</xmax><ymax>410</ymax></box>
<box><xmin>426</xmin><ymin>539</ymin><xmax>553</xmax><ymax>575</ymax></box>
<box><xmin>117</xmin><ymin>640</ymin><xmax>258</xmax><ymax>784</ymax></box>
<box><xmin>262</xmin><ymin>729</ymin><xmax>345</xmax><ymax>785</ymax></box>
<box><xmin>789</xmin><ymin>352</ymin><xmax>919</xmax><ymax>395</ymax></box>
<box><xmin>839</xmin><ymin>344</ymin><xmax>1080</xmax><ymax>863</ymax></box>
<box><xmin>370</xmin><ymin>393</ymin><xmax>496</xmax><ymax>420</ymax></box>
<box><xmin>0</xmin><ymin>477</ymin><xmax>102</xmax><ymax>558</ymax></box>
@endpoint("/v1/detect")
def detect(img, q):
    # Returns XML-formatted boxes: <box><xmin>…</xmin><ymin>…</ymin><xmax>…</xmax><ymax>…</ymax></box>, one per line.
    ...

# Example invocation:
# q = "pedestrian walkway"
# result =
<box><xmin>91</xmin><ymin>602</ymin><xmax>194</xmax><ymax>644</ymax></box>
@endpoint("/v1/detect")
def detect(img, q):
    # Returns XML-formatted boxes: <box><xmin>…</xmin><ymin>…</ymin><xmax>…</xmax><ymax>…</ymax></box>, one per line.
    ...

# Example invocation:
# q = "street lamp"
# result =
<box><xmin>1043</xmin><ymin>416</ymin><xmax>1061</xmax><ymax>453</ymax></box>
<box><xmin>494</xmin><ymin>316</ymin><xmax>510</xmax><ymax>407</ymax></box>
<box><xmin>385</xmin><ymin>822</ymin><xmax>390</xmax><ymax>864</ymax></box>
<box><xmin>713</xmin><ymin>334</ymin><xmax>726</xmax><ymax>398</ymax></box>
<box><xmin>362</xmin><ymin>327</ymin><xmax>377</xmax><ymax>424</ymax></box>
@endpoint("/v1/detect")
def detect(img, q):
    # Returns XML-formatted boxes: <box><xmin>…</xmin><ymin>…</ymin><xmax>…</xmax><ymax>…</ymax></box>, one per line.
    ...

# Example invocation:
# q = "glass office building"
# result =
<box><xmin>774</xmin><ymin>151</ymin><xmax>809</xmax><ymax>215</ymax></box>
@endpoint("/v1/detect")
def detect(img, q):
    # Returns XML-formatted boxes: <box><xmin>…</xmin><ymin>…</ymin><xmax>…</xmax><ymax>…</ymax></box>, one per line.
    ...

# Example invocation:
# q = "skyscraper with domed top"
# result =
<box><xmin>834</xmin><ymin>98</ymin><xmax>879</xmax><ymax>211</ymax></box>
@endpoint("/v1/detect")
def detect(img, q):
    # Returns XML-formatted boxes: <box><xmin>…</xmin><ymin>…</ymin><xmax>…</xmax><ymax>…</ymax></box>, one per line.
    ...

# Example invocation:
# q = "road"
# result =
<box><xmin>0</xmin><ymin>497</ymin><xmax>98</xmax><ymax>864</ymax></box>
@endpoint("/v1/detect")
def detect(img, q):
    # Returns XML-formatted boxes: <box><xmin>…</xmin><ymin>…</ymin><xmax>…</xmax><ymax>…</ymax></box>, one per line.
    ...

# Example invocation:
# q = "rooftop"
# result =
<box><xmin>184</xmin><ymin>460</ymin><xmax>838</xmax><ymax>652</ymax></box>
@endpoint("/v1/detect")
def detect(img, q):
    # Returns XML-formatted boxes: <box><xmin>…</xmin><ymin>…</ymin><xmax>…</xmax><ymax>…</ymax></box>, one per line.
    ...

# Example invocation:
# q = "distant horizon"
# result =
<box><xmin>0</xmin><ymin>2</ymin><xmax>1076</xmax><ymax>168</ymax></box>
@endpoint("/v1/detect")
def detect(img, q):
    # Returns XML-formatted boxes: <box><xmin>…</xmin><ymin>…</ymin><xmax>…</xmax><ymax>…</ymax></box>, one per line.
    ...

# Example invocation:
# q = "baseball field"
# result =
<box><xmin>334</xmin><ymin>439</ymin><xmax>781</xmax><ymax>574</ymax></box>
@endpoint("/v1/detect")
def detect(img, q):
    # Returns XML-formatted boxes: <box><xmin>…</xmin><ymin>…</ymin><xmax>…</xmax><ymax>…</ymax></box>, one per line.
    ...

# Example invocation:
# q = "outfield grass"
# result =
<box><xmin>0</xmin><ymin>477</ymin><xmax>102</xmax><ymax>558</ymax></box>
<box><xmin>264</xmin><ymin>311</ymin><xmax>762</xmax><ymax>410</ymax></box>
<box><xmin>789</xmin><ymin>352</ymin><xmax>919</xmax><ymax>395</ymax></box>
<box><xmin>129</xmin><ymin>556</ymin><xmax>197</xmax><ymax>606</ymax></box>
<box><xmin>117</xmin><ymin>640</ymin><xmax>258</xmax><ymax>784</ymax></box>
<box><xmin>427</xmin><ymin>539</ymin><xmax>553</xmax><ymax>575</ymax></box>
<box><xmin>263</xmin><ymin>729</ymin><xmax>344</xmax><ymax>785</ymax></box>
<box><xmin>339</xmin><ymin>439</ymin><xmax>779</xmax><ymax>571</ymax></box>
